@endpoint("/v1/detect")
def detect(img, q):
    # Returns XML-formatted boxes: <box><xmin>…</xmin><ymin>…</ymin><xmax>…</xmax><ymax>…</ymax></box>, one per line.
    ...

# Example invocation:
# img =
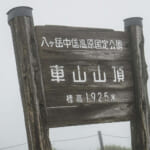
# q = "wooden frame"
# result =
<box><xmin>7</xmin><ymin>7</ymin><xmax>52</xmax><ymax>150</ymax></box>
<box><xmin>7</xmin><ymin>7</ymin><xmax>150</xmax><ymax>150</ymax></box>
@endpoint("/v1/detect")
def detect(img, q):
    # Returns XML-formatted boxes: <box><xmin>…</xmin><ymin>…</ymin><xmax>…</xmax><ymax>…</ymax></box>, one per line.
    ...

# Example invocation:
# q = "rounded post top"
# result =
<box><xmin>124</xmin><ymin>17</ymin><xmax>143</xmax><ymax>28</ymax></box>
<box><xmin>7</xmin><ymin>6</ymin><xmax>33</xmax><ymax>22</ymax></box>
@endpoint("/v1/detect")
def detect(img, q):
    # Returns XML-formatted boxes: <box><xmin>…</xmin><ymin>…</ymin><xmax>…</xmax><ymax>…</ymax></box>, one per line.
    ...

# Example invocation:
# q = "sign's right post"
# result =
<box><xmin>124</xmin><ymin>17</ymin><xmax>150</xmax><ymax>150</ymax></box>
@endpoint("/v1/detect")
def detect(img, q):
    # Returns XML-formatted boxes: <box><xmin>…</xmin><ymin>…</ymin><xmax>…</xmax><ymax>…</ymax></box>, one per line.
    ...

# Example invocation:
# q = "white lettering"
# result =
<box><xmin>41</xmin><ymin>37</ymin><xmax>124</xmax><ymax>50</ymax></box>
<box><xmin>93</xmin><ymin>65</ymin><xmax>107</xmax><ymax>82</ymax></box>
<box><xmin>112</xmin><ymin>66</ymin><xmax>125</xmax><ymax>82</ymax></box>
<box><xmin>72</xmin><ymin>65</ymin><xmax>87</xmax><ymax>83</ymax></box>
<box><xmin>49</xmin><ymin>65</ymin><xmax>65</xmax><ymax>83</ymax></box>
<box><xmin>41</xmin><ymin>36</ymin><xmax>49</xmax><ymax>47</ymax></box>
<box><xmin>66</xmin><ymin>95</ymin><xmax>73</xmax><ymax>103</ymax></box>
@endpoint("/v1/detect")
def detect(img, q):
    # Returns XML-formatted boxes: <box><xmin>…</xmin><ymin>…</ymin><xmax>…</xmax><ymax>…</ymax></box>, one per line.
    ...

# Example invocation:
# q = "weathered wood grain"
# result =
<box><xmin>35</xmin><ymin>26</ymin><xmax>134</xmax><ymax>109</ymax></box>
<box><xmin>8</xmin><ymin>7</ymin><xmax>52</xmax><ymax>150</ymax></box>
<box><xmin>35</xmin><ymin>25</ymin><xmax>114</xmax><ymax>32</ymax></box>
<box><xmin>124</xmin><ymin>17</ymin><xmax>150</xmax><ymax>150</ymax></box>
<box><xmin>46</xmin><ymin>88</ymin><xmax>134</xmax><ymax>107</ymax></box>
<box><xmin>8</xmin><ymin>9</ymin><xmax>150</xmax><ymax>150</ymax></box>
<box><xmin>40</xmin><ymin>59</ymin><xmax>134</xmax><ymax>107</ymax></box>
<box><xmin>35</xmin><ymin>26</ymin><xmax>130</xmax><ymax>61</ymax></box>
<box><xmin>35</xmin><ymin>24</ymin><xmax>134</xmax><ymax>126</ymax></box>
<box><xmin>41</xmin><ymin>60</ymin><xmax>133</xmax><ymax>88</ymax></box>
<box><xmin>39</xmin><ymin>49</ymin><xmax>131</xmax><ymax>61</ymax></box>
<box><xmin>47</xmin><ymin>102</ymin><xmax>134</xmax><ymax>128</ymax></box>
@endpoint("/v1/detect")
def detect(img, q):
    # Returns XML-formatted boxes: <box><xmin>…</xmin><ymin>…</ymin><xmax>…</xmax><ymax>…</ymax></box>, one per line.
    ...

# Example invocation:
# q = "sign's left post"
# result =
<box><xmin>7</xmin><ymin>7</ymin><xmax>52</xmax><ymax>150</ymax></box>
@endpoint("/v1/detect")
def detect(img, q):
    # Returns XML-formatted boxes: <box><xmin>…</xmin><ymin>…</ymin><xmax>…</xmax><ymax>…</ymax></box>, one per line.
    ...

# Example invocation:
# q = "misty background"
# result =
<box><xmin>0</xmin><ymin>0</ymin><xmax>150</xmax><ymax>150</ymax></box>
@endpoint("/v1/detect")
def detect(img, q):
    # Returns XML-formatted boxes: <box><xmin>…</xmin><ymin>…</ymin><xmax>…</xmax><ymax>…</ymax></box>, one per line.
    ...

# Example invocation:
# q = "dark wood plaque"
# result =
<box><xmin>35</xmin><ymin>25</ymin><xmax>134</xmax><ymax>127</ymax></box>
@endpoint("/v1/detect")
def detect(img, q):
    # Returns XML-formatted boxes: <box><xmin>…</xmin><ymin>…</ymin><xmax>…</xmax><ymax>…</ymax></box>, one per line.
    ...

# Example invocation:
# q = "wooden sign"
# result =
<box><xmin>35</xmin><ymin>26</ymin><xmax>134</xmax><ymax>127</ymax></box>
<box><xmin>8</xmin><ymin>7</ymin><xmax>150</xmax><ymax>150</ymax></box>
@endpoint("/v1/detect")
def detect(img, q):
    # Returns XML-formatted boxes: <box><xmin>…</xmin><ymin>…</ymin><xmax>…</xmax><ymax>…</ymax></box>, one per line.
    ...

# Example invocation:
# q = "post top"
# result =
<box><xmin>7</xmin><ymin>6</ymin><xmax>33</xmax><ymax>22</ymax></box>
<box><xmin>124</xmin><ymin>17</ymin><xmax>143</xmax><ymax>27</ymax></box>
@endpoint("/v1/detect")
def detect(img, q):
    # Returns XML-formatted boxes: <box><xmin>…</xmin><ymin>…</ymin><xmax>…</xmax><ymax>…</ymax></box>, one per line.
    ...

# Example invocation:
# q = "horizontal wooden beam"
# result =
<box><xmin>47</xmin><ymin>102</ymin><xmax>133</xmax><ymax>128</ymax></box>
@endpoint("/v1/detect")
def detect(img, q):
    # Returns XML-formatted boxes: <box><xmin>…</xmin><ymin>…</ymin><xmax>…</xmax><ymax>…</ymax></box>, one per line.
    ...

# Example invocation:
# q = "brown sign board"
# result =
<box><xmin>8</xmin><ymin>7</ymin><xmax>150</xmax><ymax>150</ymax></box>
<box><xmin>35</xmin><ymin>26</ymin><xmax>134</xmax><ymax>127</ymax></box>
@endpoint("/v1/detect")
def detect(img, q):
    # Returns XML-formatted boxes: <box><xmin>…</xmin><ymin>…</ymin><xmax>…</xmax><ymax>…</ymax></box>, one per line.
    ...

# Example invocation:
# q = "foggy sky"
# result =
<box><xmin>0</xmin><ymin>0</ymin><xmax>150</xmax><ymax>150</ymax></box>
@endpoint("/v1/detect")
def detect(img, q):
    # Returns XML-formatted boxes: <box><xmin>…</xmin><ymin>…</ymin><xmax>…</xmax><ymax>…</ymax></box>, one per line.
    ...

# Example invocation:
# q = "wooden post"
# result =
<box><xmin>7</xmin><ymin>7</ymin><xmax>52</xmax><ymax>150</ymax></box>
<box><xmin>124</xmin><ymin>17</ymin><xmax>150</xmax><ymax>150</ymax></box>
<box><xmin>98</xmin><ymin>131</ymin><xmax>104</xmax><ymax>150</ymax></box>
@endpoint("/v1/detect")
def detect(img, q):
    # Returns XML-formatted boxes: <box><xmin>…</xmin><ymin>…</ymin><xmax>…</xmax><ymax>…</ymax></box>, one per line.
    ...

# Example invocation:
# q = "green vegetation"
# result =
<box><xmin>98</xmin><ymin>145</ymin><xmax>131</xmax><ymax>150</ymax></box>
<box><xmin>53</xmin><ymin>145</ymin><xmax>131</xmax><ymax>150</ymax></box>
